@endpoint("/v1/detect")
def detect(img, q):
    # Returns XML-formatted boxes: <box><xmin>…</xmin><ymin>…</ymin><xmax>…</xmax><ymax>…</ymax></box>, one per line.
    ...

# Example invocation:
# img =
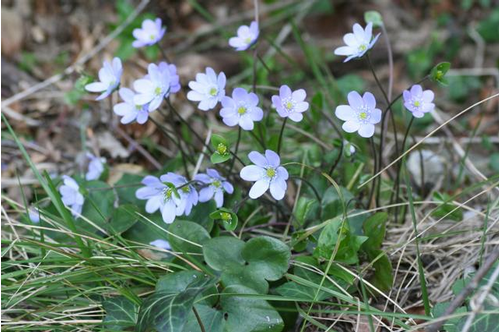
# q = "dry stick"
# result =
<box><xmin>358</xmin><ymin>94</ymin><xmax>500</xmax><ymax>189</ymax></box>
<box><xmin>114</xmin><ymin>127</ymin><xmax>162</xmax><ymax>170</ymax></box>
<box><xmin>1</xmin><ymin>0</ymin><xmax>150</xmax><ymax>108</ymax></box>
<box><xmin>425</xmin><ymin>247</ymin><xmax>499</xmax><ymax>332</ymax></box>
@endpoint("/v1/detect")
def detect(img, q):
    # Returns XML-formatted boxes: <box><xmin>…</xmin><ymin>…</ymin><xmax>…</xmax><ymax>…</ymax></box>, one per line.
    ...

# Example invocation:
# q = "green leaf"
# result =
<box><xmin>321</xmin><ymin>186</ymin><xmax>353</xmax><ymax>220</ymax></box>
<box><xmin>114</xmin><ymin>173</ymin><xmax>144</xmax><ymax>204</ymax></box>
<box><xmin>294</xmin><ymin>197</ymin><xmax>316</xmax><ymax>226</ymax></box>
<box><xmin>80</xmin><ymin>180</ymin><xmax>116</xmax><ymax>232</ymax></box>
<box><xmin>182</xmin><ymin>200</ymin><xmax>216</xmax><ymax>232</ymax></box>
<box><xmin>361</xmin><ymin>213</ymin><xmax>392</xmax><ymax>292</ymax></box>
<box><xmin>221</xmin><ymin>285</ymin><xmax>284</xmax><ymax>332</ymax></box>
<box><xmin>182</xmin><ymin>305</ymin><xmax>224</xmax><ymax>332</ymax></box>
<box><xmin>315</xmin><ymin>218</ymin><xmax>367</xmax><ymax>264</ymax></box>
<box><xmin>203</xmin><ymin>236</ymin><xmax>291</xmax><ymax>293</ymax></box>
<box><xmin>136</xmin><ymin>275</ymin><xmax>215</xmax><ymax>332</ymax></box>
<box><xmin>157</xmin><ymin>270</ymin><xmax>218</xmax><ymax>307</ymax></box>
<box><xmin>431</xmin><ymin>302</ymin><xmax>467</xmax><ymax>332</ymax></box>
<box><xmin>168</xmin><ymin>220</ymin><xmax>211</xmax><ymax>255</ymax></box>
<box><xmin>103</xmin><ymin>296</ymin><xmax>138</xmax><ymax>331</ymax></box>
<box><xmin>209</xmin><ymin>208</ymin><xmax>238</xmax><ymax>231</ymax></box>
<box><xmin>477</xmin><ymin>8</ymin><xmax>499</xmax><ymax>42</ymax></box>
<box><xmin>106</xmin><ymin>204</ymin><xmax>139</xmax><ymax>235</ymax></box>
<box><xmin>362</xmin><ymin>212</ymin><xmax>388</xmax><ymax>250</ymax></box>
<box><xmin>210</xmin><ymin>134</ymin><xmax>231</xmax><ymax>164</ymax></box>
<box><xmin>432</xmin><ymin>192</ymin><xmax>463</xmax><ymax>222</ymax></box>
<box><xmin>275</xmin><ymin>257</ymin><xmax>348</xmax><ymax>301</ymax></box>
<box><xmin>364</xmin><ymin>11</ymin><xmax>383</xmax><ymax>27</ymax></box>
<box><xmin>430</xmin><ymin>62</ymin><xmax>451</xmax><ymax>86</ymax></box>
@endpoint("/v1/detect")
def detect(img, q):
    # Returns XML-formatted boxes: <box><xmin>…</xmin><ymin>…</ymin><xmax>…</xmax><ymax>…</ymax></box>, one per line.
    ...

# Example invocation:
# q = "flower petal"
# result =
<box><xmin>335</xmin><ymin>105</ymin><xmax>356</xmax><ymax>121</ymax></box>
<box><xmin>347</xmin><ymin>91</ymin><xmax>363</xmax><ymax>110</ymax></box>
<box><xmin>358</xmin><ymin>123</ymin><xmax>375</xmax><ymax>138</ymax></box>
<box><xmin>342</xmin><ymin>121</ymin><xmax>360</xmax><ymax>133</ymax></box>
<box><xmin>265</xmin><ymin>150</ymin><xmax>280</xmax><ymax>167</ymax></box>
<box><xmin>249</xmin><ymin>179</ymin><xmax>269</xmax><ymax>199</ymax></box>
<box><xmin>248</xmin><ymin>151</ymin><xmax>267</xmax><ymax>167</ymax></box>
<box><xmin>240</xmin><ymin>165</ymin><xmax>264</xmax><ymax>181</ymax></box>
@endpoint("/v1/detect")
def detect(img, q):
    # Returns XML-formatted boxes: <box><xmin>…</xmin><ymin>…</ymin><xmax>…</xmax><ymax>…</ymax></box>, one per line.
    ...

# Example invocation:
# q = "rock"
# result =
<box><xmin>407</xmin><ymin>149</ymin><xmax>444</xmax><ymax>189</ymax></box>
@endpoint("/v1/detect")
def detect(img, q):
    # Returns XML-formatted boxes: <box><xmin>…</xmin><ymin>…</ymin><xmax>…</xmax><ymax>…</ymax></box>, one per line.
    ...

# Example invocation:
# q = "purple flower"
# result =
<box><xmin>240</xmin><ymin>150</ymin><xmax>289</xmax><ymax>200</ymax></box>
<box><xmin>272</xmin><ymin>85</ymin><xmax>309</xmax><ymax>122</ymax></box>
<box><xmin>403</xmin><ymin>85</ymin><xmax>435</xmax><ymax>118</ymax></box>
<box><xmin>59</xmin><ymin>176</ymin><xmax>84</xmax><ymax>217</ymax></box>
<box><xmin>85</xmin><ymin>57</ymin><xmax>122</xmax><ymax>100</ymax></box>
<box><xmin>132</xmin><ymin>18</ymin><xmax>166</xmax><ymax>48</ymax></box>
<box><xmin>133</xmin><ymin>62</ymin><xmax>180</xmax><ymax>112</ymax></box>
<box><xmin>220</xmin><ymin>88</ymin><xmax>263</xmax><ymax>130</ymax></box>
<box><xmin>28</xmin><ymin>207</ymin><xmax>40</xmax><ymax>223</ymax></box>
<box><xmin>113</xmin><ymin>88</ymin><xmax>150</xmax><ymax>124</ymax></box>
<box><xmin>169</xmin><ymin>173</ymin><xmax>199</xmax><ymax>216</ymax></box>
<box><xmin>150</xmin><ymin>239</ymin><xmax>171</xmax><ymax>250</ymax></box>
<box><xmin>194</xmin><ymin>168</ymin><xmax>234</xmax><ymax>208</ymax></box>
<box><xmin>335</xmin><ymin>91</ymin><xmax>381</xmax><ymax>138</ymax></box>
<box><xmin>334</xmin><ymin>23</ymin><xmax>380</xmax><ymax>62</ymax></box>
<box><xmin>229</xmin><ymin>21</ymin><xmax>259</xmax><ymax>51</ymax></box>
<box><xmin>136</xmin><ymin>173</ymin><xmax>198</xmax><ymax>224</ymax></box>
<box><xmin>187</xmin><ymin>67</ymin><xmax>226</xmax><ymax>111</ymax></box>
<box><xmin>85</xmin><ymin>153</ymin><xmax>106</xmax><ymax>181</ymax></box>
<box><xmin>136</xmin><ymin>175</ymin><xmax>182</xmax><ymax>224</ymax></box>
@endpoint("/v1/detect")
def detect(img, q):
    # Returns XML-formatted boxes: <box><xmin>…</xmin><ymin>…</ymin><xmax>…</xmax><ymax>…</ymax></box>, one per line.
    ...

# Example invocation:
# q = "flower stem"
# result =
<box><xmin>157</xmin><ymin>44</ymin><xmax>172</xmax><ymax>63</ymax></box>
<box><xmin>328</xmin><ymin>141</ymin><xmax>344</xmax><ymax>176</ymax></box>
<box><xmin>392</xmin><ymin>116</ymin><xmax>414</xmax><ymax>223</ymax></box>
<box><xmin>367</xmin><ymin>137</ymin><xmax>378</xmax><ymax>209</ymax></box>
<box><xmin>365</xmin><ymin>52</ymin><xmax>399</xmax><ymax>206</ymax></box>
<box><xmin>229</xmin><ymin>127</ymin><xmax>242</xmax><ymax>174</ymax></box>
<box><xmin>192</xmin><ymin>307</ymin><xmax>206</xmax><ymax>332</ymax></box>
<box><xmin>277</xmin><ymin>118</ymin><xmax>287</xmax><ymax>155</ymax></box>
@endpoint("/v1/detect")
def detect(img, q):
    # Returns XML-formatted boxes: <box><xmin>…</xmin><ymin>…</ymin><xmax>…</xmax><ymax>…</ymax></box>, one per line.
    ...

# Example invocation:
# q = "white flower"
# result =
<box><xmin>194</xmin><ymin>169</ymin><xmax>234</xmax><ymax>208</ymax></box>
<box><xmin>85</xmin><ymin>153</ymin><xmax>106</xmax><ymax>181</ymax></box>
<box><xmin>187</xmin><ymin>67</ymin><xmax>226</xmax><ymax>111</ymax></box>
<box><xmin>220</xmin><ymin>88</ymin><xmax>263</xmax><ymax>130</ymax></box>
<box><xmin>229</xmin><ymin>21</ymin><xmax>259</xmax><ymax>51</ymax></box>
<box><xmin>403</xmin><ymin>84</ymin><xmax>435</xmax><ymax>118</ymax></box>
<box><xmin>334</xmin><ymin>23</ymin><xmax>380</xmax><ymax>62</ymax></box>
<box><xmin>28</xmin><ymin>207</ymin><xmax>40</xmax><ymax>223</ymax></box>
<box><xmin>133</xmin><ymin>62</ymin><xmax>180</xmax><ymax>112</ymax></box>
<box><xmin>240</xmin><ymin>150</ymin><xmax>289</xmax><ymax>200</ymax></box>
<box><xmin>113</xmin><ymin>88</ymin><xmax>150</xmax><ymax>124</ymax></box>
<box><xmin>85</xmin><ymin>57</ymin><xmax>122</xmax><ymax>100</ymax></box>
<box><xmin>59</xmin><ymin>176</ymin><xmax>84</xmax><ymax>217</ymax></box>
<box><xmin>150</xmin><ymin>239</ymin><xmax>171</xmax><ymax>250</ymax></box>
<box><xmin>271</xmin><ymin>85</ymin><xmax>309</xmax><ymax>122</ymax></box>
<box><xmin>132</xmin><ymin>18</ymin><xmax>166</xmax><ymax>48</ymax></box>
<box><xmin>335</xmin><ymin>91</ymin><xmax>382</xmax><ymax>138</ymax></box>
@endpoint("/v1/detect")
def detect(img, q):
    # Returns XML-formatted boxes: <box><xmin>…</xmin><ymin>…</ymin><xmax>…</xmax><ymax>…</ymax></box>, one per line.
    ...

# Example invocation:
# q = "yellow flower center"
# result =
<box><xmin>266</xmin><ymin>168</ymin><xmax>276</xmax><ymax>178</ymax></box>
<box><xmin>358</xmin><ymin>44</ymin><xmax>367</xmax><ymax>51</ymax></box>
<box><xmin>237</xmin><ymin>106</ymin><xmax>247</xmax><ymax>115</ymax></box>
<box><xmin>436</xmin><ymin>71</ymin><xmax>443</xmax><ymax>79</ymax></box>
<box><xmin>217</xmin><ymin>143</ymin><xmax>228</xmax><ymax>155</ymax></box>
<box><xmin>285</xmin><ymin>101</ymin><xmax>294</xmax><ymax>110</ymax></box>
<box><xmin>209</xmin><ymin>87</ymin><xmax>218</xmax><ymax>96</ymax></box>
<box><xmin>414</xmin><ymin>101</ymin><xmax>421</xmax><ymax>107</ymax></box>
<box><xmin>154</xmin><ymin>86</ymin><xmax>162</xmax><ymax>95</ymax></box>
<box><xmin>359</xmin><ymin>112</ymin><xmax>368</xmax><ymax>120</ymax></box>
<box><xmin>245</xmin><ymin>37</ymin><xmax>253</xmax><ymax>44</ymax></box>
<box><xmin>163</xmin><ymin>188</ymin><xmax>173</xmax><ymax>201</ymax></box>
<box><xmin>181</xmin><ymin>186</ymin><xmax>190</xmax><ymax>193</ymax></box>
<box><xmin>213</xmin><ymin>180</ymin><xmax>222</xmax><ymax>188</ymax></box>
<box><xmin>221</xmin><ymin>212</ymin><xmax>232</xmax><ymax>221</ymax></box>
<box><xmin>150</xmin><ymin>34</ymin><xmax>156</xmax><ymax>41</ymax></box>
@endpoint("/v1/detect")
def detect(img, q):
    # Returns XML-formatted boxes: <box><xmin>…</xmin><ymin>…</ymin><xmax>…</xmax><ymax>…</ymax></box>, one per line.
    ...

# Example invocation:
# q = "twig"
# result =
<box><xmin>426</xmin><ymin>247</ymin><xmax>499</xmax><ymax>332</ymax></box>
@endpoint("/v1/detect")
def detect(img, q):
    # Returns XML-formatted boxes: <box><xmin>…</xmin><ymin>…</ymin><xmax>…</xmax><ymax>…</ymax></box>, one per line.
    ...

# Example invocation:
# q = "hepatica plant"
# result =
<box><xmin>17</xmin><ymin>5</ymin><xmax>467</xmax><ymax>332</ymax></box>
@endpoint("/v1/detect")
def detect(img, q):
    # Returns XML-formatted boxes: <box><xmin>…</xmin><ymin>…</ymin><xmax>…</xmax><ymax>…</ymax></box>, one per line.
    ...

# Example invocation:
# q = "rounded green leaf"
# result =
<box><xmin>168</xmin><ymin>220</ymin><xmax>211</xmax><ymax>255</ymax></box>
<box><xmin>241</xmin><ymin>237</ymin><xmax>291</xmax><ymax>281</ymax></box>
<box><xmin>203</xmin><ymin>237</ymin><xmax>245</xmax><ymax>271</ymax></box>
<box><xmin>221</xmin><ymin>285</ymin><xmax>284</xmax><ymax>332</ymax></box>
<box><xmin>364</xmin><ymin>10</ymin><xmax>383</xmax><ymax>27</ymax></box>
